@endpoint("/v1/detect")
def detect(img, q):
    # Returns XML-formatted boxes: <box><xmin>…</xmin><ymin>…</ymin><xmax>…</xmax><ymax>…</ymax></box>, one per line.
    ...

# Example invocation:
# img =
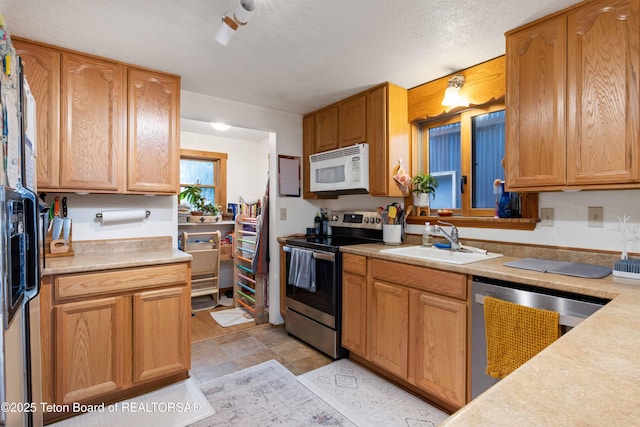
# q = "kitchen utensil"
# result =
<box><xmin>51</xmin><ymin>217</ymin><xmax>63</xmax><ymax>240</ymax></box>
<box><xmin>62</xmin><ymin>196</ymin><xmax>67</xmax><ymax>217</ymax></box>
<box><xmin>403</xmin><ymin>205</ymin><xmax>414</xmax><ymax>223</ymax></box>
<box><xmin>54</xmin><ymin>196</ymin><xmax>60</xmax><ymax>217</ymax></box>
<box><xmin>388</xmin><ymin>205</ymin><xmax>397</xmax><ymax>224</ymax></box>
<box><xmin>62</xmin><ymin>218</ymin><xmax>72</xmax><ymax>243</ymax></box>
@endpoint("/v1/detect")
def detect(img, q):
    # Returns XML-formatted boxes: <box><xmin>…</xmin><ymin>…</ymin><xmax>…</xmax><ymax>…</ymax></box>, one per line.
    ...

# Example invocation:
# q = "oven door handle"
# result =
<box><xmin>283</xmin><ymin>245</ymin><xmax>335</xmax><ymax>262</ymax></box>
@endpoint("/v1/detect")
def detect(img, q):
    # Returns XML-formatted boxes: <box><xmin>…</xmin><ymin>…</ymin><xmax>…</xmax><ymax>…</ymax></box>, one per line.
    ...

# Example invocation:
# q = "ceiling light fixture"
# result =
<box><xmin>210</xmin><ymin>122</ymin><xmax>231</xmax><ymax>131</ymax></box>
<box><xmin>214</xmin><ymin>0</ymin><xmax>256</xmax><ymax>46</ymax></box>
<box><xmin>442</xmin><ymin>74</ymin><xmax>469</xmax><ymax>108</ymax></box>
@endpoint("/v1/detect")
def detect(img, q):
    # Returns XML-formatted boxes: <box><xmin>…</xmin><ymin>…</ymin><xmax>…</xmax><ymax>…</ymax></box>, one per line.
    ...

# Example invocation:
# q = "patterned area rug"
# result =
<box><xmin>50</xmin><ymin>378</ymin><xmax>214</xmax><ymax>427</ymax></box>
<box><xmin>193</xmin><ymin>359</ymin><xmax>355</xmax><ymax>426</ymax></box>
<box><xmin>297</xmin><ymin>359</ymin><xmax>449</xmax><ymax>427</ymax></box>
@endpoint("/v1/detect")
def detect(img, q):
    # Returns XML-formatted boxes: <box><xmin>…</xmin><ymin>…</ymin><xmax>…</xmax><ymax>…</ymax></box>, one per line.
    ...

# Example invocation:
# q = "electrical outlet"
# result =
<box><xmin>541</xmin><ymin>208</ymin><xmax>554</xmax><ymax>227</ymax></box>
<box><xmin>280</xmin><ymin>208</ymin><xmax>287</xmax><ymax>220</ymax></box>
<box><xmin>588</xmin><ymin>206</ymin><xmax>603</xmax><ymax>227</ymax></box>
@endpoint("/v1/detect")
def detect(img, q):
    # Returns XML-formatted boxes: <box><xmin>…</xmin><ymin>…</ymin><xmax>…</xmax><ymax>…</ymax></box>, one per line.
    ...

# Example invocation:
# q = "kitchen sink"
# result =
<box><xmin>380</xmin><ymin>245</ymin><xmax>503</xmax><ymax>265</ymax></box>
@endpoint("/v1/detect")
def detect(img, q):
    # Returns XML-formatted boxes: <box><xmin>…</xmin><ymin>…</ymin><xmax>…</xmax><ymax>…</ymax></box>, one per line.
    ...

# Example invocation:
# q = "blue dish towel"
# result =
<box><xmin>288</xmin><ymin>248</ymin><xmax>316</xmax><ymax>292</ymax></box>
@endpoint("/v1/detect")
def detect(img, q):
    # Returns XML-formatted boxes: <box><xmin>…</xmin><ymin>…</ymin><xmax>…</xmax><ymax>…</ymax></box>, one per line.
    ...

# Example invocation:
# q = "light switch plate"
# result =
<box><xmin>588</xmin><ymin>206</ymin><xmax>603</xmax><ymax>227</ymax></box>
<box><xmin>280</xmin><ymin>207</ymin><xmax>287</xmax><ymax>220</ymax></box>
<box><xmin>541</xmin><ymin>208</ymin><xmax>554</xmax><ymax>227</ymax></box>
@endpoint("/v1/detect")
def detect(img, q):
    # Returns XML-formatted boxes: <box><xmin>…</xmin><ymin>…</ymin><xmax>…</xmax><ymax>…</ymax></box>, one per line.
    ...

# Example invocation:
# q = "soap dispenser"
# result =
<box><xmin>422</xmin><ymin>222</ymin><xmax>433</xmax><ymax>247</ymax></box>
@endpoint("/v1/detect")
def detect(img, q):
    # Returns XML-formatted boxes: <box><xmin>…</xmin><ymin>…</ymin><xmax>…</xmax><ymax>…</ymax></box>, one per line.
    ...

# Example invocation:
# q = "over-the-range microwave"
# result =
<box><xmin>309</xmin><ymin>143</ymin><xmax>369</xmax><ymax>195</ymax></box>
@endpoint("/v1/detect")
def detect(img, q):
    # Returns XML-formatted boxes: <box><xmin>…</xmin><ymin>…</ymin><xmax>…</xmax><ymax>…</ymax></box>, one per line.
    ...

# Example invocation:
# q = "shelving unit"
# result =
<box><xmin>181</xmin><ymin>230</ymin><xmax>221</xmax><ymax>303</ymax></box>
<box><xmin>233</xmin><ymin>214</ymin><xmax>267</xmax><ymax>324</ymax></box>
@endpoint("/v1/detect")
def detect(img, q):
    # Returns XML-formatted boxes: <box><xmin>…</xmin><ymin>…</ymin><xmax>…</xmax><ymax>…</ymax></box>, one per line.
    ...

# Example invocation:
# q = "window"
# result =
<box><xmin>179</xmin><ymin>149</ymin><xmax>228</xmax><ymax>209</ymax></box>
<box><xmin>420</xmin><ymin>104</ymin><xmax>505</xmax><ymax>217</ymax></box>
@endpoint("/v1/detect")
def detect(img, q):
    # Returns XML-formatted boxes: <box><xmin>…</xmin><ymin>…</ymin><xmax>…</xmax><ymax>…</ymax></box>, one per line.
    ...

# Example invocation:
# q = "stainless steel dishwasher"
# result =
<box><xmin>471</xmin><ymin>276</ymin><xmax>609</xmax><ymax>398</ymax></box>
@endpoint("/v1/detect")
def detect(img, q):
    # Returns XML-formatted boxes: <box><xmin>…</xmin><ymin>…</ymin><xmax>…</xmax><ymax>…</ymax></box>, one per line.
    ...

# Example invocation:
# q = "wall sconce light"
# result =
<box><xmin>215</xmin><ymin>0</ymin><xmax>256</xmax><ymax>46</ymax></box>
<box><xmin>442</xmin><ymin>74</ymin><xmax>469</xmax><ymax>108</ymax></box>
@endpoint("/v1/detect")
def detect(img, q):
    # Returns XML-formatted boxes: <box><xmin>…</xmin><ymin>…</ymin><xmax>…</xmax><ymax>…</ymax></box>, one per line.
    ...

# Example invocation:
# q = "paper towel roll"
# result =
<box><xmin>99</xmin><ymin>209</ymin><xmax>148</xmax><ymax>223</ymax></box>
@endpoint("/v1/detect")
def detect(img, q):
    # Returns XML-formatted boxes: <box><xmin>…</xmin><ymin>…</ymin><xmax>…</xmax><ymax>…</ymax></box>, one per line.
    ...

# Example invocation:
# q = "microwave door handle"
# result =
<box><xmin>344</xmin><ymin>162</ymin><xmax>352</xmax><ymax>185</ymax></box>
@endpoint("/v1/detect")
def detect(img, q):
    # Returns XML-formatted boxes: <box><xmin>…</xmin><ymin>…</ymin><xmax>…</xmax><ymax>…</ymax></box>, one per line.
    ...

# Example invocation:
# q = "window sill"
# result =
<box><xmin>406</xmin><ymin>215</ymin><xmax>539</xmax><ymax>231</ymax></box>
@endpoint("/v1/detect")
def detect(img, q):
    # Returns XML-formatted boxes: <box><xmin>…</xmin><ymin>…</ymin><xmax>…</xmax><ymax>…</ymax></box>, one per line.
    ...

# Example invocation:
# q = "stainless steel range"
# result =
<box><xmin>284</xmin><ymin>211</ymin><xmax>382</xmax><ymax>358</ymax></box>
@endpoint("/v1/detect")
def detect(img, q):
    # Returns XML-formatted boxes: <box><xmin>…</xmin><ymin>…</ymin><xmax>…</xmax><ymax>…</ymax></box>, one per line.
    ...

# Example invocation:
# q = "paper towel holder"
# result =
<box><xmin>96</xmin><ymin>210</ymin><xmax>151</xmax><ymax>219</ymax></box>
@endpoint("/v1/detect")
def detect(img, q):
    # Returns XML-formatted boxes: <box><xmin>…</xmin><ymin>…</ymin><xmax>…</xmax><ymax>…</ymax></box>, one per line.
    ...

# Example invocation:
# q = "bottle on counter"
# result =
<box><xmin>422</xmin><ymin>222</ymin><xmax>433</xmax><ymax>247</ymax></box>
<box><xmin>314</xmin><ymin>212</ymin><xmax>322</xmax><ymax>236</ymax></box>
<box><xmin>321</xmin><ymin>208</ymin><xmax>329</xmax><ymax>236</ymax></box>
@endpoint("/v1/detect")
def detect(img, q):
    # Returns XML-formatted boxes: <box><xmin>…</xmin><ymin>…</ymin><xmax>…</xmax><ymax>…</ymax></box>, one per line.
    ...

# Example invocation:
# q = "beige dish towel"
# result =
<box><xmin>484</xmin><ymin>296</ymin><xmax>560</xmax><ymax>378</ymax></box>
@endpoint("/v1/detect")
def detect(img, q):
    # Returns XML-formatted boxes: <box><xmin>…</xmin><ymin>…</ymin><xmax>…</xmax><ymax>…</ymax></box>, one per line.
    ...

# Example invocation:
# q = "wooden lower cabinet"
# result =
<box><xmin>368</xmin><ymin>279</ymin><xmax>409</xmax><ymax>378</ymax></box>
<box><xmin>133</xmin><ymin>286</ymin><xmax>190</xmax><ymax>383</ymax></box>
<box><xmin>42</xmin><ymin>262</ymin><xmax>191</xmax><ymax>421</ymax></box>
<box><xmin>342</xmin><ymin>256</ymin><xmax>468</xmax><ymax>410</ymax></box>
<box><xmin>55</xmin><ymin>296</ymin><xmax>130</xmax><ymax>404</ymax></box>
<box><xmin>341</xmin><ymin>271</ymin><xmax>368</xmax><ymax>356</ymax></box>
<box><xmin>410</xmin><ymin>291</ymin><xmax>467</xmax><ymax>408</ymax></box>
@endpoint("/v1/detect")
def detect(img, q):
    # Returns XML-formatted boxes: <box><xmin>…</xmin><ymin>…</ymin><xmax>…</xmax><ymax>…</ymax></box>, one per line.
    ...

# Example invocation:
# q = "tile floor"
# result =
<box><xmin>189</xmin><ymin>323</ymin><xmax>334</xmax><ymax>385</ymax></box>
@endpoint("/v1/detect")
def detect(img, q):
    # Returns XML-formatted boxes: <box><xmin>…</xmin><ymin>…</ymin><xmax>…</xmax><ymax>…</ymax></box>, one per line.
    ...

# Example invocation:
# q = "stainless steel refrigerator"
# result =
<box><xmin>1</xmin><ymin>47</ymin><xmax>44</xmax><ymax>427</ymax></box>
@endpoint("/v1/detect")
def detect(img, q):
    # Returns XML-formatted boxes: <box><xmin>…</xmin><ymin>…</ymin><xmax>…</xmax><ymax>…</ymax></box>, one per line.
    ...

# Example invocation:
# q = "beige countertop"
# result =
<box><xmin>43</xmin><ymin>236</ymin><xmax>192</xmax><ymax>275</ymax></box>
<box><xmin>341</xmin><ymin>243</ymin><xmax>640</xmax><ymax>426</ymax></box>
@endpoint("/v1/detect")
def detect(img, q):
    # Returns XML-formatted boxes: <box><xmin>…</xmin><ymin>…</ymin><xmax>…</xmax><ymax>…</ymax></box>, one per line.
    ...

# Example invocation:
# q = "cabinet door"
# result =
<box><xmin>54</xmin><ymin>296</ymin><xmax>129</xmax><ymax>404</ymax></box>
<box><xmin>367</xmin><ymin>85</ymin><xmax>388</xmax><ymax>195</ymax></box>
<box><xmin>566</xmin><ymin>0</ymin><xmax>640</xmax><ymax>185</ymax></box>
<box><xmin>315</xmin><ymin>106</ymin><xmax>338</xmax><ymax>152</ymax></box>
<box><xmin>127</xmin><ymin>68</ymin><xmax>180</xmax><ymax>194</ymax></box>
<box><xmin>133</xmin><ymin>286</ymin><xmax>190</xmax><ymax>383</ymax></box>
<box><xmin>411</xmin><ymin>291</ymin><xmax>467</xmax><ymax>408</ymax></box>
<box><xmin>342</xmin><ymin>271</ymin><xmax>367</xmax><ymax>356</ymax></box>
<box><xmin>302</xmin><ymin>113</ymin><xmax>315</xmax><ymax>199</ymax></box>
<box><xmin>505</xmin><ymin>16</ymin><xmax>567</xmax><ymax>189</ymax></box>
<box><xmin>338</xmin><ymin>94</ymin><xmax>367</xmax><ymax>147</ymax></box>
<box><xmin>60</xmin><ymin>53</ymin><xmax>125</xmax><ymax>191</ymax></box>
<box><xmin>368</xmin><ymin>279</ymin><xmax>409</xmax><ymax>378</ymax></box>
<box><xmin>13</xmin><ymin>40</ymin><xmax>61</xmax><ymax>190</ymax></box>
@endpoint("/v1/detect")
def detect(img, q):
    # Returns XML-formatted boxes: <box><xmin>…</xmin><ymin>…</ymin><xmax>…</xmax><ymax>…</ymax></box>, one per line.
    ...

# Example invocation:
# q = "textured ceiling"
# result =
<box><xmin>0</xmin><ymin>0</ymin><xmax>579</xmax><ymax>115</ymax></box>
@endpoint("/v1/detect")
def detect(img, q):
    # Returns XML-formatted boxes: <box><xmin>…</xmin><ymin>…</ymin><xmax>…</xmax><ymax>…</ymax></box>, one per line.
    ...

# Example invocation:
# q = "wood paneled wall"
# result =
<box><xmin>407</xmin><ymin>56</ymin><xmax>505</xmax><ymax>123</ymax></box>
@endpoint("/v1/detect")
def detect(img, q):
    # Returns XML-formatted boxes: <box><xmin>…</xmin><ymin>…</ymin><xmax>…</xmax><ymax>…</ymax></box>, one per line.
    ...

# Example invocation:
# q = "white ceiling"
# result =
<box><xmin>1</xmin><ymin>0</ymin><xmax>579</xmax><ymax>115</ymax></box>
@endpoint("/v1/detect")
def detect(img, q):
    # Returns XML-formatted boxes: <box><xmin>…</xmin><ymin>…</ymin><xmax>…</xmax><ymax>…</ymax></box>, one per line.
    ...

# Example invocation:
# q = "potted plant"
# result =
<box><xmin>179</xmin><ymin>185</ymin><xmax>203</xmax><ymax>215</ymax></box>
<box><xmin>411</xmin><ymin>173</ymin><xmax>438</xmax><ymax>208</ymax></box>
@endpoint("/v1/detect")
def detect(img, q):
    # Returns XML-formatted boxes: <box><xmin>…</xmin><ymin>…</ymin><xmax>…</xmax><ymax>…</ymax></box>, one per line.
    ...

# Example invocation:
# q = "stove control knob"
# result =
<box><xmin>364</xmin><ymin>217</ymin><xmax>370</xmax><ymax>223</ymax></box>
<box><xmin>375</xmin><ymin>217</ymin><xmax>381</xmax><ymax>224</ymax></box>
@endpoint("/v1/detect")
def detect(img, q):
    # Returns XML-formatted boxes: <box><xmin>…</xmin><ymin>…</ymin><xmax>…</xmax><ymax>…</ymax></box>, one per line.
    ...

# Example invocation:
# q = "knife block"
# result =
<box><xmin>45</xmin><ymin>226</ymin><xmax>74</xmax><ymax>257</ymax></box>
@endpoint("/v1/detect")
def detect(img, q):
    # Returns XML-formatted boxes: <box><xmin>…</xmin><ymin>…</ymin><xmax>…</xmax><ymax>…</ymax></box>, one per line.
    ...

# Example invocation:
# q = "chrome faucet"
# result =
<box><xmin>433</xmin><ymin>220</ymin><xmax>461</xmax><ymax>251</ymax></box>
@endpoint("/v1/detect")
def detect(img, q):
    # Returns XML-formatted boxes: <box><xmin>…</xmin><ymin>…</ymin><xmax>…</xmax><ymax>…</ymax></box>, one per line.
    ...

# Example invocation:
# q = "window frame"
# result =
<box><xmin>179</xmin><ymin>148</ymin><xmax>228</xmax><ymax>210</ymax></box>
<box><xmin>419</xmin><ymin>103</ymin><xmax>506</xmax><ymax>217</ymax></box>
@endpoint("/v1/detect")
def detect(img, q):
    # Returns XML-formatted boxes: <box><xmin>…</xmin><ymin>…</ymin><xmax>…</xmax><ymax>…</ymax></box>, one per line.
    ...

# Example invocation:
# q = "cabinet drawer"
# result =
<box><xmin>55</xmin><ymin>263</ymin><xmax>189</xmax><ymax>301</ymax></box>
<box><xmin>343</xmin><ymin>253</ymin><xmax>367</xmax><ymax>276</ymax></box>
<box><xmin>370</xmin><ymin>259</ymin><xmax>466</xmax><ymax>300</ymax></box>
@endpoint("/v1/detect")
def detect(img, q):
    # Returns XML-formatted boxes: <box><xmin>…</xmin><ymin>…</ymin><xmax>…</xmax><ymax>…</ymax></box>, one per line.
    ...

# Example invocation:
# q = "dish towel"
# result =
<box><xmin>288</xmin><ymin>248</ymin><xmax>316</xmax><ymax>292</ymax></box>
<box><xmin>484</xmin><ymin>296</ymin><xmax>560</xmax><ymax>378</ymax></box>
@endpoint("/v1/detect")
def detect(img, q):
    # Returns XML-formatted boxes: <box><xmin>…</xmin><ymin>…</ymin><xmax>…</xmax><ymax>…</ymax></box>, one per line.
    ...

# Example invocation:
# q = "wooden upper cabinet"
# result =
<box><xmin>505</xmin><ymin>16</ymin><xmax>567</xmax><ymax>188</ymax></box>
<box><xmin>368</xmin><ymin>83</ymin><xmax>410</xmax><ymax>197</ymax></box>
<box><xmin>127</xmin><ymin>68</ymin><xmax>180</xmax><ymax>194</ymax></box>
<box><xmin>60</xmin><ymin>53</ymin><xmax>125</xmax><ymax>191</ymax></box>
<box><xmin>13</xmin><ymin>40</ymin><xmax>61</xmax><ymax>189</ymax></box>
<box><xmin>314</xmin><ymin>105</ymin><xmax>339</xmax><ymax>152</ymax></box>
<box><xmin>338</xmin><ymin>93</ymin><xmax>367</xmax><ymax>147</ymax></box>
<box><xmin>14</xmin><ymin>38</ymin><xmax>180</xmax><ymax>194</ymax></box>
<box><xmin>566</xmin><ymin>0</ymin><xmax>639</xmax><ymax>185</ymax></box>
<box><xmin>302</xmin><ymin>114</ymin><xmax>315</xmax><ymax>199</ymax></box>
<box><xmin>506</xmin><ymin>0</ymin><xmax>640</xmax><ymax>191</ymax></box>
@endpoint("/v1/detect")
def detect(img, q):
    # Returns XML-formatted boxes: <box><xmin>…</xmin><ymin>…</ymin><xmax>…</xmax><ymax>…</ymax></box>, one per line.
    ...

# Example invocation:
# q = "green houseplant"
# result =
<box><xmin>179</xmin><ymin>185</ymin><xmax>204</xmax><ymax>215</ymax></box>
<box><xmin>411</xmin><ymin>173</ymin><xmax>438</xmax><ymax>208</ymax></box>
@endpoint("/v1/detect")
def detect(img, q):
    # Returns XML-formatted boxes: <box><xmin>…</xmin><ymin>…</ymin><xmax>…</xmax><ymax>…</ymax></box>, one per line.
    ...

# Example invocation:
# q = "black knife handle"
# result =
<box><xmin>62</xmin><ymin>197</ymin><xmax>68</xmax><ymax>217</ymax></box>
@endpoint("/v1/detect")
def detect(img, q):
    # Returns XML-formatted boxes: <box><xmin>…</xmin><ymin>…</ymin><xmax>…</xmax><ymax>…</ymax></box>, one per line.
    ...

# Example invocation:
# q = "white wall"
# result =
<box><xmin>181</xmin><ymin>90</ymin><xmax>320</xmax><ymax>324</ymax></box>
<box><xmin>48</xmin><ymin>193</ymin><xmax>176</xmax><ymax>242</ymax></box>
<box><xmin>180</xmin><ymin>131</ymin><xmax>270</xmax><ymax>205</ymax></box>
<box><xmin>405</xmin><ymin>189</ymin><xmax>640</xmax><ymax>255</ymax></box>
